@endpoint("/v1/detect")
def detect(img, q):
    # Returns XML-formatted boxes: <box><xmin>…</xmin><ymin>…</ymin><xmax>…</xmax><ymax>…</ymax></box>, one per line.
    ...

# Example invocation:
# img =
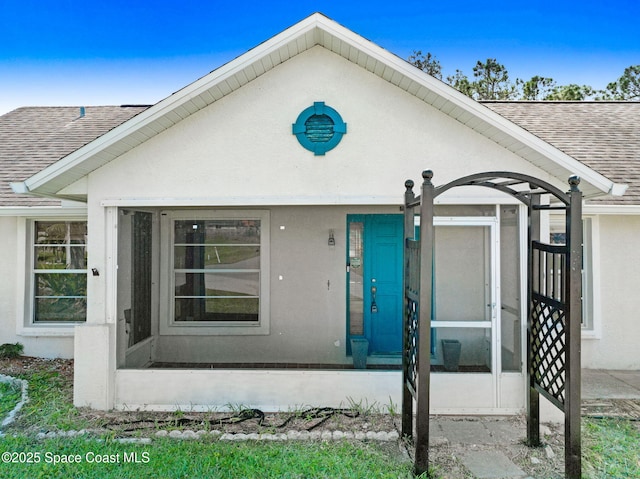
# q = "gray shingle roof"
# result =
<box><xmin>0</xmin><ymin>106</ymin><xmax>149</xmax><ymax>207</ymax></box>
<box><xmin>482</xmin><ymin>101</ymin><xmax>640</xmax><ymax>205</ymax></box>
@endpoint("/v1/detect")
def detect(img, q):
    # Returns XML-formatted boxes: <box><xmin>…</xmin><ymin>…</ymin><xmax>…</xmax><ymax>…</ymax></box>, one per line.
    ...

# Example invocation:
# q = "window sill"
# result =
<box><xmin>581</xmin><ymin>329</ymin><xmax>601</xmax><ymax>340</ymax></box>
<box><xmin>18</xmin><ymin>324</ymin><xmax>81</xmax><ymax>337</ymax></box>
<box><xmin>159</xmin><ymin>322</ymin><xmax>269</xmax><ymax>336</ymax></box>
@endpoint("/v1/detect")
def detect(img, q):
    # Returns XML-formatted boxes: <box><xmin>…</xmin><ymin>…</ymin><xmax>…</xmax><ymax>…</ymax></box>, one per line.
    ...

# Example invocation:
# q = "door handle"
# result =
<box><xmin>371</xmin><ymin>285</ymin><xmax>378</xmax><ymax>313</ymax></box>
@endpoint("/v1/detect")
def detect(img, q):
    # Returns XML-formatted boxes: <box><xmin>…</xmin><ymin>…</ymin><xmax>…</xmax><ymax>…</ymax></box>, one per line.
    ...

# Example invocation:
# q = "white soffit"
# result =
<box><xmin>18</xmin><ymin>12</ymin><xmax>623</xmax><ymax>200</ymax></box>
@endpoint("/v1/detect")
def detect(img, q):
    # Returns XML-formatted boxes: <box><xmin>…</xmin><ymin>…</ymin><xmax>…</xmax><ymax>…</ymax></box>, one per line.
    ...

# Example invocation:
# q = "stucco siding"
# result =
<box><xmin>582</xmin><ymin>215</ymin><xmax>640</xmax><ymax>369</ymax></box>
<box><xmin>87</xmin><ymin>47</ymin><xmax>565</xmax><ymax>205</ymax></box>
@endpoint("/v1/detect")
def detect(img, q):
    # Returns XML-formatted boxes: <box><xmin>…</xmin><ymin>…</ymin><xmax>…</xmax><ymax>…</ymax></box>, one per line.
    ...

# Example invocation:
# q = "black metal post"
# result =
<box><xmin>415</xmin><ymin>170</ymin><xmax>434</xmax><ymax>476</ymax></box>
<box><xmin>565</xmin><ymin>176</ymin><xmax>582</xmax><ymax>479</ymax></box>
<box><xmin>402</xmin><ymin>179</ymin><xmax>415</xmax><ymax>440</ymax></box>
<box><xmin>527</xmin><ymin>193</ymin><xmax>541</xmax><ymax>447</ymax></box>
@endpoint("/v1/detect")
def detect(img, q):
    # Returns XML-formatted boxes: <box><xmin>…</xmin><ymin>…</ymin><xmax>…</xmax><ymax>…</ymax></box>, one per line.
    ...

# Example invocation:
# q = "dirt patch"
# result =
<box><xmin>78</xmin><ymin>407</ymin><xmax>398</xmax><ymax>437</ymax></box>
<box><xmin>0</xmin><ymin>356</ymin><xmax>74</xmax><ymax>381</ymax></box>
<box><xmin>0</xmin><ymin>357</ymin><xmax>397</xmax><ymax>436</ymax></box>
<box><xmin>582</xmin><ymin>398</ymin><xmax>640</xmax><ymax>420</ymax></box>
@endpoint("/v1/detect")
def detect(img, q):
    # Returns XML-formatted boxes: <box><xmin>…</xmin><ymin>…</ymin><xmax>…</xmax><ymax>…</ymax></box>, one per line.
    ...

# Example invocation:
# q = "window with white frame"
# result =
<box><xmin>161</xmin><ymin>210</ymin><xmax>269</xmax><ymax>334</ymax></box>
<box><xmin>549</xmin><ymin>216</ymin><xmax>596</xmax><ymax>331</ymax></box>
<box><xmin>31</xmin><ymin>220</ymin><xmax>87</xmax><ymax>322</ymax></box>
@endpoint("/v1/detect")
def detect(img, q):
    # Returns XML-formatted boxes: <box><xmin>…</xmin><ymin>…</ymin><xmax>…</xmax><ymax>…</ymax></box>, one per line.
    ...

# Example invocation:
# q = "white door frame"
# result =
<box><xmin>415</xmin><ymin>208</ymin><xmax>528</xmax><ymax>413</ymax></box>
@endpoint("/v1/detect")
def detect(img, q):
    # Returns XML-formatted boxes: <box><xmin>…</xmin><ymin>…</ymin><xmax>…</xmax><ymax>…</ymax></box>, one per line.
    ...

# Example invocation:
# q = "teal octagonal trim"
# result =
<box><xmin>292</xmin><ymin>102</ymin><xmax>347</xmax><ymax>156</ymax></box>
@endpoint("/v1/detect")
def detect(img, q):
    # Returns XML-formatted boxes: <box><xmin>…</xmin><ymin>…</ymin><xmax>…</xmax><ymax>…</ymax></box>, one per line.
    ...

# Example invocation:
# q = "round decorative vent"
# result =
<box><xmin>292</xmin><ymin>102</ymin><xmax>347</xmax><ymax>155</ymax></box>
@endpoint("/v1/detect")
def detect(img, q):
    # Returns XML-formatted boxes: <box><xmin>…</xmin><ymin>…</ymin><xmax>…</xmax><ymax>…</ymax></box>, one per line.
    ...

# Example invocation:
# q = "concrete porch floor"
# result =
<box><xmin>582</xmin><ymin>368</ymin><xmax>640</xmax><ymax>399</ymax></box>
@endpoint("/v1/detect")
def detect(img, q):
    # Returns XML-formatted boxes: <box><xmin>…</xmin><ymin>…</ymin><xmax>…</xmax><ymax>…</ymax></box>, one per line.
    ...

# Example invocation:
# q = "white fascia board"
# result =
<box><xmin>99</xmin><ymin>193</ymin><xmax>525</xmax><ymax>208</ymax></box>
<box><xmin>583</xmin><ymin>204</ymin><xmax>640</xmax><ymax>215</ymax></box>
<box><xmin>100</xmin><ymin>195</ymin><xmax>405</xmax><ymax>207</ymax></box>
<box><xmin>9</xmin><ymin>181</ymin><xmax>28</xmax><ymax>194</ymax></box>
<box><xmin>0</xmin><ymin>206</ymin><xmax>87</xmax><ymax>217</ymax></box>
<box><xmin>19</xmin><ymin>17</ymin><xmax>324</xmax><ymax>197</ymax></box>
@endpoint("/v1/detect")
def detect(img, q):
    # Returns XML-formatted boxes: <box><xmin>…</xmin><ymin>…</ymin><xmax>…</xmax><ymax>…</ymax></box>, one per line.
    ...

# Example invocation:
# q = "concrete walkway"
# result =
<box><xmin>582</xmin><ymin>368</ymin><xmax>640</xmax><ymax>399</ymax></box>
<box><xmin>428</xmin><ymin>369</ymin><xmax>640</xmax><ymax>478</ymax></box>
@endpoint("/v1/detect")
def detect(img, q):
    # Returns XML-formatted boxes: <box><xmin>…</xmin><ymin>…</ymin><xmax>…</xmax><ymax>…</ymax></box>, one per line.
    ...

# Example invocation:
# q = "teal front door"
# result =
<box><xmin>348</xmin><ymin>214</ymin><xmax>403</xmax><ymax>355</ymax></box>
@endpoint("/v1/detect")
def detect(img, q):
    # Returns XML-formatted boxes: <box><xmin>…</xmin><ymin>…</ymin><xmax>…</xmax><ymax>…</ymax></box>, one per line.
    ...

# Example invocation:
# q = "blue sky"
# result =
<box><xmin>1</xmin><ymin>0</ymin><xmax>638</xmax><ymax>114</ymax></box>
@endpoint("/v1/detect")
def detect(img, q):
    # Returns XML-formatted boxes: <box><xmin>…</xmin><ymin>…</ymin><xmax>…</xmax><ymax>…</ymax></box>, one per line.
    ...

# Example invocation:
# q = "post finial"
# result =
<box><xmin>405</xmin><ymin>179</ymin><xmax>415</xmax><ymax>191</ymax></box>
<box><xmin>568</xmin><ymin>175</ymin><xmax>581</xmax><ymax>192</ymax></box>
<box><xmin>422</xmin><ymin>170</ymin><xmax>433</xmax><ymax>184</ymax></box>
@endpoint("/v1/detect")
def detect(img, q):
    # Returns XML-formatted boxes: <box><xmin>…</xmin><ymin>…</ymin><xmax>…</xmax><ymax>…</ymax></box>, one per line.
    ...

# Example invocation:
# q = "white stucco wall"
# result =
<box><xmin>0</xmin><ymin>215</ymin><xmax>74</xmax><ymax>359</ymax></box>
<box><xmin>87</xmin><ymin>46</ymin><xmax>566</xmax><ymax>204</ymax></box>
<box><xmin>80</xmin><ymin>46</ymin><xmax>561</xmax><ymax>357</ymax></box>
<box><xmin>71</xmin><ymin>45</ymin><xmax>604</xmax><ymax>408</ymax></box>
<box><xmin>582</xmin><ymin>214</ymin><xmax>640</xmax><ymax>369</ymax></box>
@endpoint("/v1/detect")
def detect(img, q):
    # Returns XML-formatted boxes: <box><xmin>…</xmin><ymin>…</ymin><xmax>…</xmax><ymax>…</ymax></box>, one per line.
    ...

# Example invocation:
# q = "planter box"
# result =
<box><xmin>350</xmin><ymin>339</ymin><xmax>369</xmax><ymax>369</ymax></box>
<box><xmin>442</xmin><ymin>339</ymin><xmax>461</xmax><ymax>372</ymax></box>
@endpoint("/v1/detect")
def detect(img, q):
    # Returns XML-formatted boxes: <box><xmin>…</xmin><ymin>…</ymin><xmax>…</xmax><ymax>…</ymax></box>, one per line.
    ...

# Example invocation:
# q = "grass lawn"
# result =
<box><xmin>0</xmin><ymin>361</ymin><xmax>414</xmax><ymax>478</ymax></box>
<box><xmin>0</xmin><ymin>435</ymin><xmax>414</xmax><ymax>479</ymax></box>
<box><xmin>1</xmin><ymin>359</ymin><xmax>639</xmax><ymax>478</ymax></box>
<box><xmin>582</xmin><ymin>417</ymin><xmax>640</xmax><ymax>479</ymax></box>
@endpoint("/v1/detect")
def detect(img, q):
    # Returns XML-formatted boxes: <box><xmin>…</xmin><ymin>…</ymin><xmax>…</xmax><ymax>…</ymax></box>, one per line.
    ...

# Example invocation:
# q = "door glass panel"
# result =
<box><xmin>348</xmin><ymin>221</ymin><xmax>364</xmax><ymax>336</ymax></box>
<box><xmin>432</xmin><ymin>221</ymin><xmax>495</xmax><ymax>374</ymax></box>
<box><xmin>434</xmin><ymin>225</ymin><xmax>491</xmax><ymax>322</ymax></box>
<box><xmin>500</xmin><ymin>206</ymin><xmax>522</xmax><ymax>372</ymax></box>
<box><xmin>434</xmin><ymin>327</ymin><xmax>492</xmax><ymax>372</ymax></box>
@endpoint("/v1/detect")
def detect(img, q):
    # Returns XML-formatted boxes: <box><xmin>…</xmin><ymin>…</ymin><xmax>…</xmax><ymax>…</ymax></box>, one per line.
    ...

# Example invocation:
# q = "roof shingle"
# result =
<box><xmin>0</xmin><ymin>106</ymin><xmax>149</xmax><ymax>207</ymax></box>
<box><xmin>482</xmin><ymin>101</ymin><xmax>640</xmax><ymax>205</ymax></box>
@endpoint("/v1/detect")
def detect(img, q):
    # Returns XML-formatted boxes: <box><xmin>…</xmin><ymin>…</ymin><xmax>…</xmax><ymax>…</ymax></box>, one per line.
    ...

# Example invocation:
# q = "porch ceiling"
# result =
<box><xmin>14</xmin><ymin>13</ymin><xmax>623</xmax><ymax>201</ymax></box>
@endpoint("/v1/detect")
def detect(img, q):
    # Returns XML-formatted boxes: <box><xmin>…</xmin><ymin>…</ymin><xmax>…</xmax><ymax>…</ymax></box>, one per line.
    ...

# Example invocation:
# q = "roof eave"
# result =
<box><xmin>18</xmin><ymin>15</ymin><xmax>329</xmax><ymax>198</ymax></box>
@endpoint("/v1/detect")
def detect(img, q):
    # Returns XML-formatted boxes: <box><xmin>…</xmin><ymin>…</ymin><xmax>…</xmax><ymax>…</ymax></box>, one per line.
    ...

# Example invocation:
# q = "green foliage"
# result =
<box><xmin>517</xmin><ymin>76</ymin><xmax>556</xmax><ymax>100</ymax></box>
<box><xmin>446</xmin><ymin>69</ymin><xmax>474</xmax><ymax>97</ymax></box>
<box><xmin>471</xmin><ymin>58</ymin><xmax>518</xmax><ymax>100</ymax></box>
<box><xmin>409</xmin><ymin>52</ymin><xmax>639</xmax><ymax>102</ymax></box>
<box><xmin>543</xmin><ymin>83</ymin><xmax>596</xmax><ymax>101</ymax></box>
<box><xmin>408</xmin><ymin>50</ymin><xmax>442</xmax><ymax>80</ymax></box>
<box><xmin>0</xmin><ymin>381</ymin><xmax>23</xmax><ymax>419</ymax></box>
<box><xmin>604</xmin><ymin>65</ymin><xmax>640</xmax><ymax>100</ymax></box>
<box><xmin>583</xmin><ymin>417</ymin><xmax>640</xmax><ymax>478</ymax></box>
<box><xmin>0</xmin><ymin>343</ymin><xmax>24</xmax><ymax>359</ymax></box>
<box><xmin>343</xmin><ymin>397</ymin><xmax>381</xmax><ymax>416</ymax></box>
<box><xmin>0</xmin><ymin>436</ymin><xmax>413</xmax><ymax>479</ymax></box>
<box><xmin>444</xmin><ymin>58</ymin><xmax>517</xmax><ymax>100</ymax></box>
<box><xmin>9</xmin><ymin>371</ymin><xmax>89</xmax><ymax>432</ymax></box>
<box><xmin>385</xmin><ymin>396</ymin><xmax>398</xmax><ymax>417</ymax></box>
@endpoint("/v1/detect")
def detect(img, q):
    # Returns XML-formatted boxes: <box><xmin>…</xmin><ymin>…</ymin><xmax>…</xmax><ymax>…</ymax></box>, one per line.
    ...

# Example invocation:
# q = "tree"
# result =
<box><xmin>445</xmin><ymin>69</ymin><xmax>474</xmax><ymax>97</ymax></box>
<box><xmin>603</xmin><ymin>65</ymin><xmax>640</xmax><ymax>100</ymax></box>
<box><xmin>544</xmin><ymin>84</ymin><xmax>595</xmax><ymax>101</ymax></box>
<box><xmin>471</xmin><ymin>58</ymin><xmax>517</xmax><ymax>100</ymax></box>
<box><xmin>408</xmin><ymin>50</ymin><xmax>442</xmax><ymax>80</ymax></box>
<box><xmin>407</xmin><ymin>51</ymin><xmax>637</xmax><ymax>102</ymax></box>
<box><xmin>444</xmin><ymin>59</ymin><xmax>517</xmax><ymax>100</ymax></box>
<box><xmin>517</xmin><ymin>76</ymin><xmax>556</xmax><ymax>100</ymax></box>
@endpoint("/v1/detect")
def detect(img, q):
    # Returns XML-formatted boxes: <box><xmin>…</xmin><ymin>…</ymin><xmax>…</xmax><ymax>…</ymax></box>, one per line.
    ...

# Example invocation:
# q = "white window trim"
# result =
<box><xmin>16</xmin><ymin>216</ymin><xmax>88</xmax><ymax>337</ymax></box>
<box><xmin>548</xmin><ymin>214</ymin><xmax>601</xmax><ymax>339</ymax></box>
<box><xmin>582</xmin><ymin>216</ymin><xmax>602</xmax><ymax>339</ymax></box>
<box><xmin>159</xmin><ymin>209</ymin><xmax>270</xmax><ymax>336</ymax></box>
